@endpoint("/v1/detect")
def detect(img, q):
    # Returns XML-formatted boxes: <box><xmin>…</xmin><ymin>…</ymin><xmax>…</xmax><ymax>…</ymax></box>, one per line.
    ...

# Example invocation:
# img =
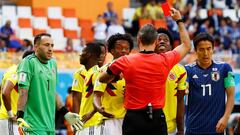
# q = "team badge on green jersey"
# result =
<box><xmin>19</xmin><ymin>72</ymin><xmax>27</xmax><ymax>82</ymax></box>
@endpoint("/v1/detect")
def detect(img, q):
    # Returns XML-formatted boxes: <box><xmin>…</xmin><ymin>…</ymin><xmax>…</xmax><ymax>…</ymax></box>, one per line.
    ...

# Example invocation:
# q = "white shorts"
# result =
<box><xmin>0</xmin><ymin>119</ymin><xmax>20</xmax><ymax>135</ymax></box>
<box><xmin>102</xmin><ymin>118</ymin><xmax>123</xmax><ymax>135</ymax></box>
<box><xmin>168</xmin><ymin>129</ymin><xmax>177</xmax><ymax>135</ymax></box>
<box><xmin>76</xmin><ymin>125</ymin><xmax>103</xmax><ymax>135</ymax></box>
<box><xmin>228</xmin><ymin>113</ymin><xmax>240</xmax><ymax>128</ymax></box>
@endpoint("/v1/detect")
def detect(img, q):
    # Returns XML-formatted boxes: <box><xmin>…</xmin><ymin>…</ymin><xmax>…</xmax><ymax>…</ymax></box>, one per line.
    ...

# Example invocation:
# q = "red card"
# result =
<box><xmin>161</xmin><ymin>2</ymin><xmax>171</xmax><ymax>17</ymax></box>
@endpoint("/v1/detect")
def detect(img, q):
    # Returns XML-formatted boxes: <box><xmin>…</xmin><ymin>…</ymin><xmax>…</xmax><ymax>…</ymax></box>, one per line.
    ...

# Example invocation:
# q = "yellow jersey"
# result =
<box><xmin>79</xmin><ymin>65</ymin><xmax>102</xmax><ymax>127</ymax></box>
<box><xmin>94</xmin><ymin>62</ymin><xmax>126</xmax><ymax>120</ymax></box>
<box><xmin>163</xmin><ymin>64</ymin><xmax>187</xmax><ymax>133</ymax></box>
<box><xmin>72</xmin><ymin>65</ymin><xmax>86</xmax><ymax>93</ymax></box>
<box><xmin>0</xmin><ymin>65</ymin><xmax>18</xmax><ymax>119</ymax></box>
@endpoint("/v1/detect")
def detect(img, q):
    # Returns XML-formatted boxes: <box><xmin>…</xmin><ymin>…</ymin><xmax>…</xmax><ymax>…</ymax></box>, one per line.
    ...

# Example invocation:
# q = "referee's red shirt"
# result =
<box><xmin>108</xmin><ymin>50</ymin><xmax>181</xmax><ymax>109</ymax></box>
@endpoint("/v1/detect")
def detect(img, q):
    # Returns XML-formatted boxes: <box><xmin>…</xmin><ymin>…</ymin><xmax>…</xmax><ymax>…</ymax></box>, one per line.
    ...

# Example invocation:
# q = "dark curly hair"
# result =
<box><xmin>107</xmin><ymin>33</ymin><xmax>134</xmax><ymax>52</ymax></box>
<box><xmin>157</xmin><ymin>28</ymin><xmax>174</xmax><ymax>48</ymax></box>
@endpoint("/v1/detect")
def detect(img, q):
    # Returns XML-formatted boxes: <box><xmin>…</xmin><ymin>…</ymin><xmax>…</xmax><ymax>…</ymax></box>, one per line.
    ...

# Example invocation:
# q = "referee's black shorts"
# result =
<box><xmin>122</xmin><ymin>109</ymin><xmax>167</xmax><ymax>135</ymax></box>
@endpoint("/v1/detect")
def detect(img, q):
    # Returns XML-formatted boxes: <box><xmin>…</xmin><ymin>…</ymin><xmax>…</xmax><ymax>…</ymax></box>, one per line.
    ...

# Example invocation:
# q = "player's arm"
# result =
<box><xmin>170</xmin><ymin>8</ymin><xmax>191</xmax><ymax>59</ymax></box>
<box><xmin>99</xmin><ymin>57</ymin><xmax>126</xmax><ymax>83</ymax></box>
<box><xmin>93</xmin><ymin>91</ymin><xmax>114</xmax><ymax>118</ymax></box>
<box><xmin>98</xmin><ymin>69</ymin><xmax>116</xmax><ymax>83</ymax></box>
<box><xmin>176</xmin><ymin>70</ymin><xmax>187</xmax><ymax>135</ymax></box>
<box><xmin>17</xmin><ymin>88</ymin><xmax>28</xmax><ymax>118</ymax></box>
<box><xmin>176</xmin><ymin>90</ymin><xmax>185</xmax><ymax>135</ymax></box>
<box><xmin>2</xmin><ymin>80</ymin><xmax>15</xmax><ymax>119</ymax></box>
<box><xmin>72</xmin><ymin>91</ymin><xmax>82</xmax><ymax>114</ymax></box>
<box><xmin>216</xmin><ymin>72</ymin><xmax>235</xmax><ymax>133</ymax></box>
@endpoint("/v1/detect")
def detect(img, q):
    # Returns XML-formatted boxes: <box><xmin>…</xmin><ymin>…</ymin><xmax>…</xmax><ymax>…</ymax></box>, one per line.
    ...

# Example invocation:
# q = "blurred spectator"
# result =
<box><xmin>0</xmin><ymin>20</ymin><xmax>14</xmax><ymax>47</ymax></box>
<box><xmin>65</xmin><ymin>38</ymin><xmax>74</xmax><ymax>52</ymax></box>
<box><xmin>107</xmin><ymin>18</ymin><xmax>125</xmax><ymax>39</ymax></box>
<box><xmin>103</xmin><ymin>1</ymin><xmax>118</xmax><ymax>27</ymax></box>
<box><xmin>131</xmin><ymin>3</ymin><xmax>151</xmax><ymax>36</ymax></box>
<box><xmin>199</xmin><ymin>18</ymin><xmax>210</xmax><ymax>33</ymax></box>
<box><xmin>212</xmin><ymin>0</ymin><xmax>226</xmax><ymax>8</ymax></box>
<box><xmin>22</xmin><ymin>39</ymin><xmax>33</xmax><ymax>51</ymax></box>
<box><xmin>232</xmin><ymin>38</ymin><xmax>240</xmax><ymax>54</ymax></box>
<box><xmin>146</xmin><ymin>0</ymin><xmax>163</xmax><ymax>20</ymax></box>
<box><xmin>230</xmin><ymin>21</ymin><xmax>240</xmax><ymax>43</ymax></box>
<box><xmin>0</xmin><ymin>39</ymin><xmax>7</xmax><ymax>52</ymax></box>
<box><xmin>93</xmin><ymin>15</ymin><xmax>107</xmax><ymax>43</ymax></box>
<box><xmin>74</xmin><ymin>38</ymin><xmax>86</xmax><ymax>54</ymax></box>
<box><xmin>218</xmin><ymin>18</ymin><xmax>232</xmax><ymax>39</ymax></box>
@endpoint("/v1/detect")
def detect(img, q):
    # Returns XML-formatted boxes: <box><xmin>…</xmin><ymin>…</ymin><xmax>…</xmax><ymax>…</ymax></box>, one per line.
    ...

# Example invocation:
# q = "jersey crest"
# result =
<box><xmin>168</xmin><ymin>72</ymin><xmax>176</xmax><ymax>80</ymax></box>
<box><xmin>211</xmin><ymin>71</ymin><xmax>220</xmax><ymax>81</ymax></box>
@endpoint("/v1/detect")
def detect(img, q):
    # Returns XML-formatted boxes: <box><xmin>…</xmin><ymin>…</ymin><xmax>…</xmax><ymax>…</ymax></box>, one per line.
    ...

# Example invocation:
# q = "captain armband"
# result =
<box><xmin>224</xmin><ymin>72</ymin><xmax>235</xmax><ymax>88</ymax></box>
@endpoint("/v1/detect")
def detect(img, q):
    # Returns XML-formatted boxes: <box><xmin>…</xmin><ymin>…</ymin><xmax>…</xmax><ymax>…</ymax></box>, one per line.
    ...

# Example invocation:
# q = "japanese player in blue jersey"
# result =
<box><xmin>185</xmin><ymin>33</ymin><xmax>235</xmax><ymax>135</ymax></box>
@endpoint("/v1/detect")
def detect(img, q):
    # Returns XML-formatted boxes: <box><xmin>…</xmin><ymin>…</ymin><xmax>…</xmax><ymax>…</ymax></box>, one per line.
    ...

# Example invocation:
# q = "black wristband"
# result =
<box><xmin>59</xmin><ymin>106</ymin><xmax>69</xmax><ymax>116</ymax></box>
<box><xmin>17</xmin><ymin>110</ymin><xmax>24</xmax><ymax>119</ymax></box>
<box><xmin>112</xmin><ymin>75</ymin><xmax>120</xmax><ymax>82</ymax></box>
<box><xmin>176</xmin><ymin>19</ymin><xmax>184</xmax><ymax>24</ymax></box>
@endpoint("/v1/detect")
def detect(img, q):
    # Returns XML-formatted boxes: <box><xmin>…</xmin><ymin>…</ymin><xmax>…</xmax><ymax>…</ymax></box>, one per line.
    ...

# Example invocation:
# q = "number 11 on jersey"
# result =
<box><xmin>201</xmin><ymin>84</ymin><xmax>212</xmax><ymax>96</ymax></box>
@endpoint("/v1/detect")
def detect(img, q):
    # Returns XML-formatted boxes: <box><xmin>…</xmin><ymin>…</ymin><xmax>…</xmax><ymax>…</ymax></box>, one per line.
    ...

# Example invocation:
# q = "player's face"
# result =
<box><xmin>35</xmin><ymin>36</ymin><xmax>54</xmax><ymax>62</ymax></box>
<box><xmin>80</xmin><ymin>47</ymin><xmax>89</xmax><ymax>66</ymax></box>
<box><xmin>196</xmin><ymin>40</ymin><xmax>213</xmax><ymax>67</ymax></box>
<box><xmin>99</xmin><ymin>46</ymin><xmax>107</xmax><ymax>67</ymax></box>
<box><xmin>111</xmin><ymin>40</ymin><xmax>131</xmax><ymax>59</ymax></box>
<box><xmin>155</xmin><ymin>33</ymin><xmax>171</xmax><ymax>54</ymax></box>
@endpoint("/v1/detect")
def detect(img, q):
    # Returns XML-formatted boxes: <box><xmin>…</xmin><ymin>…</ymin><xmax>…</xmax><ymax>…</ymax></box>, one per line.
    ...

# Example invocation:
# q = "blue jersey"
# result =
<box><xmin>185</xmin><ymin>61</ymin><xmax>232</xmax><ymax>134</ymax></box>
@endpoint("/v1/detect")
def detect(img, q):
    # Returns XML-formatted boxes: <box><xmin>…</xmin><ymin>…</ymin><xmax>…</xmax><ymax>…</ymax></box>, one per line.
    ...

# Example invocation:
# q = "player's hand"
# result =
<box><xmin>64</xmin><ymin>112</ymin><xmax>83</xmax><ymax>131</ymax></box>
<box><xmin>17</xmin><ymin>118</ymin><xmax>30</xmax><ymax>129</ymax></box>
<box><xmin>176</xmin><ymin>130</ymin><xmax>184</xmax><ymax>135</ymax></box>
<box><xmin>216</xmin><ymin>116</ymin><xmax>228</xmax><ymax>133</ymax></box>
<box><xmin>170</xmin><ymin>8</ymin><xmax>182</xmax><ymax>21</ymax></box>
<box><xmin>98</xmin><ymin>107</ymin><xmax>114</xmax><ymax>118</ymax></box>
<box><xmin>81</xmin><ymin>111</ymin><xmax>96</xmax><ymax>123</ymax></box>
<box><xmin>9</xmin><ymin>116</ymin><xmax>17</xmax><ymax>122</ymax></box>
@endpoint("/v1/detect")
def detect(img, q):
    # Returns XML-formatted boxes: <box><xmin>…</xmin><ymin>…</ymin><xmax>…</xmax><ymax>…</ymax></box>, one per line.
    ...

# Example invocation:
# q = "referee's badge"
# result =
<box><xmin>19</xmin><ymin>72</ymin><xmax>27</xmax><ymax>82</ymax></box>
<box><xmin>168</xmin><ymin>72</ymin><xmax>176</xmax><ymax>80</ymax></box>
<box><xmin>211</xmin><ymin>71</ymin><xmax>220</xmax><ymax>81</ymax></box>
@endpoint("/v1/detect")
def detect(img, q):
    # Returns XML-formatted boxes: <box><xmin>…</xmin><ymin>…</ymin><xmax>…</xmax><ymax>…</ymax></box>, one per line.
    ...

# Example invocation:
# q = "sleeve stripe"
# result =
<box><xmin>176</xmin><ymin>72</ymin><xmax>186</xmax><ymax>83</ymax></box>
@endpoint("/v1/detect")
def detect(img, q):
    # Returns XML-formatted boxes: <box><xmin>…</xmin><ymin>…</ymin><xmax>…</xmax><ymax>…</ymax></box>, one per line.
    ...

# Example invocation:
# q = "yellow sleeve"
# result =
<box><xmin>7</xmin><ymin>72</ymin><xmax>18</xmax><ymax>85</ymax></box>
<box><xmin>72</xmin><ymin>72</ymin><xmax>84</xmax><ymax>92</ymax></box>
<box><xmin>93</xmin><ymin>72</ymin><xmax>107</xmax><ymax>93</ymax></box>
<box><xmin>177</xmin><ymin>65</ymin><xmax>187</xmax><ymax>91</ymax></box>
<box><xmin>5</xmin><ymin>66</ymin><xmax>18</xmax><ymax>85</ymax></box>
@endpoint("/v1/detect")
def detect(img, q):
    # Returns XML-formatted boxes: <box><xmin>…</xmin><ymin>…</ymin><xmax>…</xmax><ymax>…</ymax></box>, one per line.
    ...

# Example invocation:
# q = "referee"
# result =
<box><xmin>99</xmin><ymin>8</ymin><xmax>191</xmax><ymax>135</ymax></box>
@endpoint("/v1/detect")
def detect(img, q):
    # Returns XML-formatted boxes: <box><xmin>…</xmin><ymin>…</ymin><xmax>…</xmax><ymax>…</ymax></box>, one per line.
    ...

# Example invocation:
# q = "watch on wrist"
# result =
<box><xmin>176</xmin><ymin>19</ymin><xmax>184</xmax><ymax>24</ymax></box>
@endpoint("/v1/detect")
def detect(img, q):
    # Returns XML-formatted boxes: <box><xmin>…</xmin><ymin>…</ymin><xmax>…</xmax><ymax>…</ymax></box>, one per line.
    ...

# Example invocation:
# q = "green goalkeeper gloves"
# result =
<box><xmin>17</xmin><ymin>118</ymin><xmax>30</xmax><ymax>128</ymax></box>
<box><xmin>64</xmin><ymin>112</ymin><xmax>83</xmax><ymax>131</ymax></box>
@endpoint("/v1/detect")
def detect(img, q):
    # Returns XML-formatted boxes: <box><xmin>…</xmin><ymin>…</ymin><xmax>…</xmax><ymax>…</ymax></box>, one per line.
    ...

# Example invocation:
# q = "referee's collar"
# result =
<box><xmin>139</xmin><ymin>50</ymin><xmax>155</xmax><ymax>54</ymax></box>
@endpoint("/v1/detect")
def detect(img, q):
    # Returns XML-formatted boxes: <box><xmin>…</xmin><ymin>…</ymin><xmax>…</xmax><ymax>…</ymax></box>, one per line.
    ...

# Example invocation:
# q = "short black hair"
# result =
<box><xmin>85</xmin><ymin>42</ymin><xmax>102</xmax><ymax>58</ymax></box>
<box><xmin>34</xmin><ymin>33</ymin><xmax>51</xmax><ymax>45</ymax></box>
<box><xmin>98</xmin><ymin>42</ymin><xmax>107</xmax><ymax>52</ymax></box>
<box><xmin>157</xmin><ymin>28</ymin><xmax>174</xmax><ymax>47</ymax></box>
<box><xmin>22</xmin><ymin>50</ymin><xmax>34</xmax><ymax>59</ymax></box>
<box><xmin>107</xmin><ymin>33</ymin><xmax>134</xmax><ymax>52</ymax></box>
<box><xmin>138</xmin><ymin>24</ymin><xmax>157</xmax><ymax>45</ymax></box>
<box><xmin>193</xmin><ymin>33</ymin><xmax>214</xmax><ymax>50</ymax></box>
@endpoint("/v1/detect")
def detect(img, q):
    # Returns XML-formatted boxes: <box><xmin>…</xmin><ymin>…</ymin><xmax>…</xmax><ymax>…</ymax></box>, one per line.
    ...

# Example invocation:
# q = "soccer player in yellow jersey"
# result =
<box><xmin>155</xmin><ymin>28</ymin><xmax>186</xmax><ymax>135</ymax></box>
<box><xmin>93</xmin><ymin>33</ymin><xmax>134</xmax><ymax>135</ymax></box>
<box><xmin>72</xmin><ymin>42</ymin><xmax>105</xmax><ymax>135</ymax></box>
<box><xmin>0</xmin><ymin>51</ymin><xmax>34</xmax><ymax>135</ymax></box>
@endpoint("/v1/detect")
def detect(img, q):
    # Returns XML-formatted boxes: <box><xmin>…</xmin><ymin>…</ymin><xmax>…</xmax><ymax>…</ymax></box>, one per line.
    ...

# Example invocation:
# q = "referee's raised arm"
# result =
<box><xmin>171</xmin><ymin>8</ymin><xmax>191</xmax><ymax>59</ymax></box>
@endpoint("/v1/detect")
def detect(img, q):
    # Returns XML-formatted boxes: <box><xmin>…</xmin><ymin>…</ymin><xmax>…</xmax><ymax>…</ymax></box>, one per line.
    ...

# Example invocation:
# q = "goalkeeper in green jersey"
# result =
<box><xmin>16</xmin><ymin>33</ymin><xmax>83</xmax><ymax>135</ymax></box>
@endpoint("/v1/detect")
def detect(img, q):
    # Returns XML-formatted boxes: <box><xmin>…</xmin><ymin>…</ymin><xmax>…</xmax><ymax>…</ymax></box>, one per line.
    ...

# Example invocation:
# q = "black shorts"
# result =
<box><xmin>122</xmin><ymin>109</ymin><xmax>167</xmax><ymax>135</ymax></box>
